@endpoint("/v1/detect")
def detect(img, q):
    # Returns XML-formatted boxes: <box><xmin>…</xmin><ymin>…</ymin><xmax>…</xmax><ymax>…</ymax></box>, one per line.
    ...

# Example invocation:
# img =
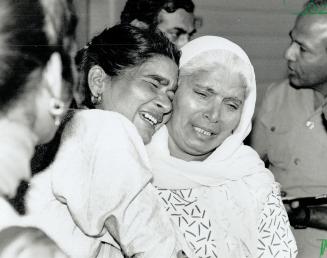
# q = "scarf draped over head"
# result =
<box><xmin>147</xmin><ymin>35</ymin><xmax>273</xmax><ymax>189</ymax></box>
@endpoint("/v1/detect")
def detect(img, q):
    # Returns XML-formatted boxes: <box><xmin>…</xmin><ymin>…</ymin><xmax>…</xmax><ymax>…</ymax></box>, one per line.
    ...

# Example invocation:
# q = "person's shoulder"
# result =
<box><xmin>64</xmin><ymin>110</ymin><xmax>138</xmax><ymax>141</ymax></box>
<box><xmin>240</xmin><ymin>148</ymin><xmax>276</xmax><ymax>200</ymax></box>
<box><xmin>264</xmin><ymin>79</ymin><xmax>290</xmax><ymax>100</ymax></box>
<box><xmin>71</xmin><ymin>109</ymin><xmax>130</xmax><ymax>127</ymax></box>
<box><xmin>258</xmin><ymin>79</ymin><xmax>293</xmax><ymax>116</ymax></box>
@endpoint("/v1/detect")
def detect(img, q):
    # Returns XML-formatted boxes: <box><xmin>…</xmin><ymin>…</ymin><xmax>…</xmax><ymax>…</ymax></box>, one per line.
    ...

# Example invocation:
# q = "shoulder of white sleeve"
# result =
<box><xmin>51</xmin><ymin>109</ymin><xmax>152</xmax><ymax>201</ymax></box>
<box><xmin>242</xmin><ymin>166</ymin><xmax>276</xmax><ymax>211</ymax></box>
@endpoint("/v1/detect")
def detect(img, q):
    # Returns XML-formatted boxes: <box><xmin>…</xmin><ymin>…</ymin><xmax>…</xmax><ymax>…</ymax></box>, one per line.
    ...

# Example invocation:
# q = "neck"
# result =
<box><xmin>0</xmin><ymin>117</ymin><xmax>37</xmax><ymax>198</ymax></box>
<box><xmin>314</xmin><ymin>83</ymin><xmax>327</xmax><ymax>97</ymax></box>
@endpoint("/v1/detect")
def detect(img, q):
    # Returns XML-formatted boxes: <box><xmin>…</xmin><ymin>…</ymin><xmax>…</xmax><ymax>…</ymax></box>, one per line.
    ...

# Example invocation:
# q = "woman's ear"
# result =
<box><xmin>43</xmin><ymin>52</ymin><xmax>62</xmax><ymax>99</ymax></box>
<box><xmin>88</xmin><ymin>65</ymin><xmax>108</xmax><ymax>97</ymax></box>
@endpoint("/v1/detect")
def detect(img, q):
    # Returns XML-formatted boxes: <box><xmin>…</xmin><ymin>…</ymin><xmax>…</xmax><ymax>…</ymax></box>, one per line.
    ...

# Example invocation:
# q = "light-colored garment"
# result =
<box><xmin>0</xmin><ymin>119</ymin><xmax>37</xmax><ymax>199</ymax></box>
<box><xmin>0</xmin><ymin>197</ymin><xmax>19</xmax><ymax>231</ymax></box>
<box><xmin>251</xmin><ymin>79</ymin><xmax>327</xmax><ymax>258</ymax></box>
<box><xmin>148</xmin><ymin>126</ymin><xmax>297</xmax><ymax>258</ymax></box>
<box><xmin>0</xmin><ymin>118</ymin><xmax>37</xmax><ymax>229</ymax></box>
<box><xmin>147</xmin><ymin>36</ymin><xmax>297</xmax><ymax>258</ymax></box>
<box><xmin>26</xmin><ymin>110</ymin><xmax>181</xmax><ymax>258</ymax></box>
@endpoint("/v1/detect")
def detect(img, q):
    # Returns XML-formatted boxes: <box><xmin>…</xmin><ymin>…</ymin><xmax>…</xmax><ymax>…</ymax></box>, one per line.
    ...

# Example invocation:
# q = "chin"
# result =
<box><xmin>289</xmin><ymin>77</ymin><xmax>300</xmax><ymax>88</ymax></box>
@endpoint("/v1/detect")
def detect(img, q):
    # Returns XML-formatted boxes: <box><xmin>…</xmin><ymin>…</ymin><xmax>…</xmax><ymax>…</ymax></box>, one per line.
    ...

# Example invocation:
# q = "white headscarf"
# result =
<box><xmin>147</xmin><ymin>36</ymin><xmax>273</xmax><ymax>189</ymax></box>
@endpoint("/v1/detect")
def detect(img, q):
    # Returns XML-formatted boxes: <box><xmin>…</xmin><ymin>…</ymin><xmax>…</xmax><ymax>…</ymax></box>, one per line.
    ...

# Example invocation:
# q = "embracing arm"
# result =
<box><xmin>51</xmin><ymin>111</ymin><xmax>184</xmax><ymax>258</ymax></box>
<box><xmin>285</xmin><ymin>200</ymin><xmax>327</xmax><ymax>230</ymax></box>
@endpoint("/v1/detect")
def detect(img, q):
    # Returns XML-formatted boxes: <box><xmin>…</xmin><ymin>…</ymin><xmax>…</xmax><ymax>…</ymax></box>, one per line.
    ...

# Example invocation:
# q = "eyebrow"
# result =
<box><xmin>289</xmin><ymin>31</ymin><xmax>308</xmax><ymax>48</ymax></box>
<box><xmin>195</xmin><ymin>84</ymin><xmax>216</xmax><ymax>94</ymax></box>
<box><xmin>224</xmin><ymin>97</ymin><xmax>243</xmax><ymax>105</ymax></box>
<box><xmin>172</xmin><ymin>27</ymin><xmax>196</xmax><ymax>36</ymax></box>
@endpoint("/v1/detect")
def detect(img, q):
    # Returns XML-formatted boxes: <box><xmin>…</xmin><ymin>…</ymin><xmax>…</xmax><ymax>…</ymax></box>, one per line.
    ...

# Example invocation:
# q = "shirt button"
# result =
<box><xmin>270</xmin><ymin>126</ymin><xmax>276</xmax><ymax>132</ymax></box>
<box><xmin>294</xmin><ymin>158</ymin><xmax>301</xmax><ymax>165</ymax></box>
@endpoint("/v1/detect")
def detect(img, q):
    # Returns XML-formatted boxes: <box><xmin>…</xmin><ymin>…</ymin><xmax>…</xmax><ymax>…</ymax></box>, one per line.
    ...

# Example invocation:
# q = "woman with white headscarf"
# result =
<box><xmin>147</xmin><ymin>36</ymin><xmax>298</xmax><ymax>257</ymax></box>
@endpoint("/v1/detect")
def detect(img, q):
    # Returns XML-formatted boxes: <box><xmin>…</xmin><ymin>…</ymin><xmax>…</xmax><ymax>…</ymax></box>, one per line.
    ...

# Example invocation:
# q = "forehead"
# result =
<box><xmin>181</xmin><ymin>67</ymin><xmax>246</xmax><ymax>98</ymax></box>
<box><xmin>293</xmin><ymin>15</ymin><xmax>327</xmax><ymax>47</ymax></box>
<box><xmin>131</xmin><ymin>55</ymin><xmax>178</xmax><ymax>79</ymax></box>
<box><xmin>158</xmin><ymin>8</ymin><xmax>195</xmax><ymax>33</ymax></box>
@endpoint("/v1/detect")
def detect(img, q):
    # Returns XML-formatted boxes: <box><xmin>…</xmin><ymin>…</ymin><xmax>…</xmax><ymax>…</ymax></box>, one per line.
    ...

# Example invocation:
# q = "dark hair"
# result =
<box><xmin>0</xmin><ymin>0</ymin><xmax>77</xmax><ymax>111</ymax></box>
<box><xmin>120</xmin><ymin>0</ymin><xmax>194</xmax><ymax>27</ymax></box>
<box><xmin>302</xmin><ymin>0</ymin><xmax>327</xmax><ymax>13</ymax></box>
<box><xmin>74</xmin><ymin>24</ymin><xmax>180</xmax><ymax>108</ymax></box>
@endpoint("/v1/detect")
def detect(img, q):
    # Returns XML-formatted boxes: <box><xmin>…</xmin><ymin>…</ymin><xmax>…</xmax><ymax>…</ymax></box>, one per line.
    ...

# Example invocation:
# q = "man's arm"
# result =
<box><xmin>285</xmin><ymin>200</ymin><xmax>327</xmax><ymax>230</ymax></box>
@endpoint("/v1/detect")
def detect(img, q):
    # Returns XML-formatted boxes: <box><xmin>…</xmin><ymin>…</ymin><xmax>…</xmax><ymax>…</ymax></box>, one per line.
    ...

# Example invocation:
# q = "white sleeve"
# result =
<box><xmin>51</xmin><ymin>110</ymin><xmax>179</xmax><ymax>257</ymax></box>
<box><xmin>51</xmin><ymin>110</ymin><xmax>152</xmax><ymax>236</ymax></box>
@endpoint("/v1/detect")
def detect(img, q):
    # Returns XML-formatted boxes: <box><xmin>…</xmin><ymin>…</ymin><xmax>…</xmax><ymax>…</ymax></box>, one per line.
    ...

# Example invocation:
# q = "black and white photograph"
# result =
<box><xmin>0</xmin><ymin>0</ymin><xmax>326</xmax><ymax>257</ymax></box>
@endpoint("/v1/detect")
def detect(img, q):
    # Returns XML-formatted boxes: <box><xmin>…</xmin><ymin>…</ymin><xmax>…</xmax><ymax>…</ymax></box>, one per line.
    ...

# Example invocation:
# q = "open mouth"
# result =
<box><xmin>140</xmin><ymin>112</ymin><xmax>160</xmax><ymax>127</ymax></box>
<box><xmin>288</xmin><ymin>65</ymin><xmax>296</xmax><ymax>73</ymax></box>
<box><xmin>193</xmin><ymin>126</ymin><xmax>215</xmax><ymax>136</ymax></box>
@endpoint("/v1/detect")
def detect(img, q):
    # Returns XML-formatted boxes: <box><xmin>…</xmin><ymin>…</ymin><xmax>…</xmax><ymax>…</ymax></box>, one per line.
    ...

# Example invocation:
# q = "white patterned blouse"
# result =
<box><xmin>156</xmin><ymin>183</ymin><xmax>297</xmax><ymax>258</ymax></box>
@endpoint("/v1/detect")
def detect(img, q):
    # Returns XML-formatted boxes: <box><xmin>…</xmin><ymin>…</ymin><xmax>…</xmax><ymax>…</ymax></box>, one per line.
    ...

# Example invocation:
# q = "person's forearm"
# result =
<box><xmin>308</xmin><ymin>206</ymin><xmax>327</xmax><ymax>230</ymax></box>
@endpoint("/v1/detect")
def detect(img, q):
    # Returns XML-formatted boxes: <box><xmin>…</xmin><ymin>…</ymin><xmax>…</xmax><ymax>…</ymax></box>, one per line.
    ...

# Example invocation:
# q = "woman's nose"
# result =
<box><xmin>155</xmin><ymin>93</ymin><xmax>172</xmax><ymax>114</ymax></box>
<box><xmin>203</xmin><ymin>103</ymin><xmax>220</xmax><ymax>123</ymax></box>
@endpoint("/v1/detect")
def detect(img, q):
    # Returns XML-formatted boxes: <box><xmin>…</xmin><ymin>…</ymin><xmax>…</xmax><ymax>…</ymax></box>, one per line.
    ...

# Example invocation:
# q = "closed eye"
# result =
<box><xmin>144</xmin><ymin>79</ymin><xmax>159</xmax><ymax>89</ymax></box>
<box><xmin>225</xmin><ymin>101</ymin><xmax>241</xmax><ymax>111</ymax></box>
<box><xmin>300</xmin><ymin>45</ymin><xmax>307</xmax><ymax>53</ymax></box>
<box><xmin>227</xmin><ymin>104</ymin><xmax>239</xmax><ymax>111</ymax></box>
<box><xmin>193</xmin><ymin>89</ymin><xmax>207</xmax><ymax>98</ymax></box>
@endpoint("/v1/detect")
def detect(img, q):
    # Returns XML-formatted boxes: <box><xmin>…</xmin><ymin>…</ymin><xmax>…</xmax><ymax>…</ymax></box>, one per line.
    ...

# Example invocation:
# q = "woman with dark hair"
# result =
<box><xmin>27</xmin><ymin>24</ymin><xmax>191</xmax><ymax>258</ymax></box>
<box><xmin>0</xmin><ymin>0</ymin><xmax>77</xmax><ymax>257</ymax></box>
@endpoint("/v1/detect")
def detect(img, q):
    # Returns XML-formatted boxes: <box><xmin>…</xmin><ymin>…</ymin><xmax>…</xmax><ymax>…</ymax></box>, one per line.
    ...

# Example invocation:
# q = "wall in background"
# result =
<box><xmin>74</xmin><ymin>0</ymin><xmax>306</xmax><ymax>107</ymax></box>
<box><xmin>193</xmin><ymin>0</ymin><xmax>306</xmax><ymax>107</ymax></box>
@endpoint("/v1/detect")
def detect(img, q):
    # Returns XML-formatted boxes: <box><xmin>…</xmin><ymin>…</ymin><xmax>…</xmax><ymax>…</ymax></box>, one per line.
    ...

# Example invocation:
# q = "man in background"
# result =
<box><xmin>120</xmin><ymin>0</ymin><xmax>197</xmax><ymax>49</ymax></box>
<box><xmin>251</xmin><ymin>1</ymin><xmax>327</xmax><ymax>257</ymax></box>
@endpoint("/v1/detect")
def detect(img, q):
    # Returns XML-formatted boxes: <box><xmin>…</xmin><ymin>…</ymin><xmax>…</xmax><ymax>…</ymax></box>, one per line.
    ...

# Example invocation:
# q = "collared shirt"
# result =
<box><xmin>251</xmin><ymin>79</ymin><xmax>327</xmax><ymax>257</ymax></box>
<box><xmin>252</xmin><ymin>79</ymin><xmax>327</xmax><ymax>197</ymax></box>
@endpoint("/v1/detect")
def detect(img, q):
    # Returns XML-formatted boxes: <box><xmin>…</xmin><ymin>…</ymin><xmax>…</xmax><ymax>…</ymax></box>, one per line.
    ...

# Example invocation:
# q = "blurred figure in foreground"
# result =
<box><xmin>0</xmin><ymin>0</ymin><xmax>77</xmax><ymax>257</ymax></box>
